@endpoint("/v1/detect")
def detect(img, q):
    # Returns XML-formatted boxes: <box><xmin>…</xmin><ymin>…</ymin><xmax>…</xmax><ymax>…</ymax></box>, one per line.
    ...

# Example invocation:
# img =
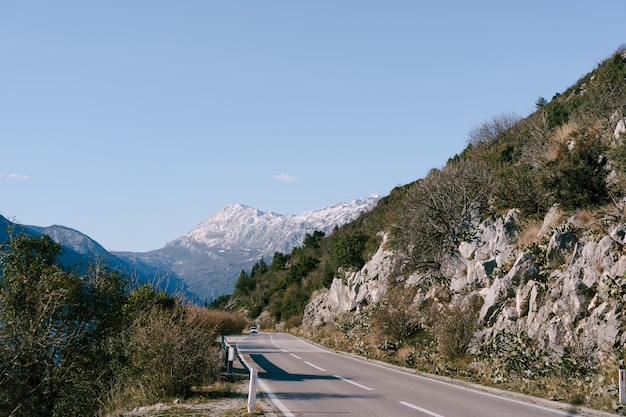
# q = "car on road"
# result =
<box><xmin>249</xmin><ymin>326</ymin><xmax>258</xmax><ymax>334</ymax></box>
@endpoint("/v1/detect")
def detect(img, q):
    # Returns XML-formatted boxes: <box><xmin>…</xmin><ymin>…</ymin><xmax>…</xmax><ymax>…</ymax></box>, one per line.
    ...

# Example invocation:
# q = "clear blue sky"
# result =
<box><xmin>1</xmin><ymin>1</ymin><xmax>623</xmax><ymax>252</ymax></box>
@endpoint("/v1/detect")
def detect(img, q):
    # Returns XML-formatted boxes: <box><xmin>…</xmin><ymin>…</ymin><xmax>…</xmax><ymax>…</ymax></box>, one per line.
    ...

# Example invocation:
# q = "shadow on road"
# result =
<box><xmin>250</xmin><ymin>353</ymin><xmax>337</xmax><ymax>382</ymax></box>
<box><xmin>249</xmin><ymin>353</ymin><xmax>374</xmax><ymax>404</ymax></box>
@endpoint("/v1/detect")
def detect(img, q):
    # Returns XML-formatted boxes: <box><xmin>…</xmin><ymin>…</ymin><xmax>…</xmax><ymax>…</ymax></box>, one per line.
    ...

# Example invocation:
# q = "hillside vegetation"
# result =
<box><xmin>0</xmin><ymin>232</ymin><xmax>247</xmax><ymax>417</ymax></box>
<box><xmin>218</xmin><ymin>47</ymin><xmax>626</xmax><ymax>413</ymax></box>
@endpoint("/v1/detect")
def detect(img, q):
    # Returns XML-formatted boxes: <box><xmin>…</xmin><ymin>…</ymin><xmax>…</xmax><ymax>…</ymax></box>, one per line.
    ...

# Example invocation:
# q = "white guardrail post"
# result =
<box><xmin>247</xmin><ymin>368</ymin><xmax>258</xmax><ymax>413</ymax></box>
<box><xmin>617</xmin><ymin>368</ymin><xmax>626</xmax><ymax>404</ymax></box>
<box><xmin>223</xmin><ymin>337</ymin><xmax>257</xmax><ymax>414</ymax></box>
<box><xmin>227</xmin><ymin>346</ymin><xmax>235</xmax><ymax>374</ymax></box>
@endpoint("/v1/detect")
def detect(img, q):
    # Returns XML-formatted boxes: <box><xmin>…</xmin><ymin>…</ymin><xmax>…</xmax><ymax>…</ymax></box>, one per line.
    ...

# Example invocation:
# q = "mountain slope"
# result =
<box><xmin>1</xmin><ymin>196</ymin><xmax>379</xmax><ymax>303</ymax></box>
<box><xmin>117</xmin><ymin>195</ymin><xmax>380</xmax><ymax>302</ymax></box>
<box><xmin>224</xmin><ymin>48</ymin><xmax>626</xmax><ymax>411</ymax></box>
<box><xmin>0</xmin><ymin>216</ymin><xmax>192</xmax><ymax>295</ymax></box>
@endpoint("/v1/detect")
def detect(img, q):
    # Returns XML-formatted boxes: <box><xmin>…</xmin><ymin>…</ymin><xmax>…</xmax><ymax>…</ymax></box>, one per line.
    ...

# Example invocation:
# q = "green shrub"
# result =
<box><xmin>541</xmin><ymin>133</ymin><xmax>609</xmax><ymax>210</ymax></box>
<box><xmin>0</xmin><ymin>233</ymin><xmax>126</xmax><ymax>417</ymax></box>
<box><xmin>330</xmin><ymin>230</ymin><xmax>367</xmax><ymax>270</ymax></box>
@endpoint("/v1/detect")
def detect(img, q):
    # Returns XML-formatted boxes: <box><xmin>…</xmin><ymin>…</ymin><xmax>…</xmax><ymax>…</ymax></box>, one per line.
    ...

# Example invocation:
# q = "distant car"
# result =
<box><xmin>250</xmin><ymin>326</ymin><xmax>258</xmax><ymax>334</ymax></box>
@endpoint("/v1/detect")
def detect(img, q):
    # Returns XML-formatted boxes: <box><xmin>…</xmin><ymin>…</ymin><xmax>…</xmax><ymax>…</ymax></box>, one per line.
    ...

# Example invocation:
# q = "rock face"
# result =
<box><xmin>302</xmin><ymin>206</ymin><xmax>626</xmax><ymax>360</ymax></box>
<box><xmin>304</xmin><ymin>233</ymin><xmax>393</xmax><ymax>328</ymax></box>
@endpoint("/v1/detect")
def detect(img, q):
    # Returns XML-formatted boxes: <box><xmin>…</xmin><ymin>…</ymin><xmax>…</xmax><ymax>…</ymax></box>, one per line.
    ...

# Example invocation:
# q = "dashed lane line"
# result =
<box><xmin>400</xmin><ymin>401</ymin><xmax>445</xmax><ymax>417</ymax></box>
<box><xmin>333</xmin><ymin>375</ymin><xmax>374</xmax><ymax>391</ymax></box>
<box><xmin>304</xmin><ymin>361</ymin><xmax>326</xmax><ymax>372</ymax></box>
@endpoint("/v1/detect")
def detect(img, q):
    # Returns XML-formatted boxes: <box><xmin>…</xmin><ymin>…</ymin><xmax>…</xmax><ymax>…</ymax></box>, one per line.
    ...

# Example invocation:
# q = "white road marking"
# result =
<box><xmin>305</xmin><ymin>361</ymin><xmax>326</xmax><ymax>372</ymax></box>
<box><xmin>257</xmin><ymin>379</ymin><xmax>295</xmax><ymax>417</ymax></box>
<box><xmin>290</xmin><ymin>353</ymin><xmax>302</xmax><ymax>360</ymax></box>
<box><xmin>234</xmin><ymin>335</ymin><xmax>583</xmax><ymax>417</ymax></box>
<box><xmin>236</xmin><ymin>336</ymin><xmax>295</xmax><ymax>417</ymax></box>
<box><xmin>400</xmin><ymin>401</ymin><xmax>445</xmax><ymax>417</ymax></box>
<box><xmin>319</xmin><ymin>340</ymin><xmax>583</xmax><ymax>416</ymax></box>
<box><xmin>334</xmin><ymin>374</ymin><xmax>374</xmax><ymax>391</ymax></box>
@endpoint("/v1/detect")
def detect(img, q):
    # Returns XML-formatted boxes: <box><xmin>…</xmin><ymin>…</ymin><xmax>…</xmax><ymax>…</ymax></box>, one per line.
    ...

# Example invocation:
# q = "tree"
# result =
<box><xmin>393</xmin><ymin>158</ymin><xmax>493</xmax><ymax>276</ymax></box>
<box><xmin>269</xmin><ymin>252</ymin><xmax>289</xmax><ymax>271</ymax></box>
<box><xmin>303</xmin><ymin>231</ymin><xmax>325</xmax><ymax>250</ymax></box>
<box><xmin>330</xmin><ymin>231</ymin><xmax>367</xmax><ymax>270</ymax></box>
<box><xmin>467</xmin><ymin>113</ymin><xmax>521</xmax><ymax>146</ymax></box>
<box><xmin>0</xmin><ymin>233</ymin><xmax>126</xmax><ymax>417</ymax></box>
<box><xmin>234</xmin><ymin>269</ymin><xmax>256</xmax><ymax>295</ymax></box>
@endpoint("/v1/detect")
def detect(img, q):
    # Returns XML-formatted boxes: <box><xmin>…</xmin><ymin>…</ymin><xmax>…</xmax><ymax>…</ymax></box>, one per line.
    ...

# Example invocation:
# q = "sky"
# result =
<box><xmin>1</xmin><ymin>1</ymin><xmax>624</xmax><ymax>252</ymax></box>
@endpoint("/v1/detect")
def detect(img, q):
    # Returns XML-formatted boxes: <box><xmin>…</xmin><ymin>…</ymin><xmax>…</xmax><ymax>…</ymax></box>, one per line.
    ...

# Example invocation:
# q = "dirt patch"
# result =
<box><xmin>116</xmin><ymin>381</ymin><xmax>277</xmax><ymax>417</ymax></box>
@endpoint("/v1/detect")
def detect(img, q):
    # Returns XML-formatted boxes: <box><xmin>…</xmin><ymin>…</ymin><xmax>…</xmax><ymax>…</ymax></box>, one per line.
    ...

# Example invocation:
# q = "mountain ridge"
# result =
<box><xmin>1</xmin><ymin>195</ymin><xmax>381</xmax><ymax>302</ymax></box>
<box><xmin>171</xmin><ymin>195</ymin><xmax>380</xmax><ymax>253</ymax></box>
<box><xmin>124</xmin><ymin>194</ymin><xmax>381</xmax><ymax>301</ymax></box>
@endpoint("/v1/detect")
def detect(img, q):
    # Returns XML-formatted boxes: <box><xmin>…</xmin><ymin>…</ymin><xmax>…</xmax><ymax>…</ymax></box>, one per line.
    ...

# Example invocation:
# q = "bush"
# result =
<box><xmin>0</xmin><ymin>233</ymin><xmax>126</xmax><ymax>417</ymax></box>
<box><xmin>541</xmin><ymin>133</ymin><xmax>609</xmax><ymax>210</ymax></box>
<box><xmin>434</xmin><ymin>300</ymin><xmax>481</xmax><ymax>359</ymax></box>
<box><xmin>476</xmin><ymin>332</ymin><xmax>553</xmax><ymax>382</ymax></box>
<box><xmin>123</xmin><ymin>305</ymin><xmax>221</xmax><ymax>403</ymax></box>
<box><xmin>204</xmin><ymin>309</ymin><xmax>248</xmax><ymax>335</ymax></box>
<box><xmin>372</xmin><ymin>285</ymin><xmax>421</xmax><ymax>342</ymax></box>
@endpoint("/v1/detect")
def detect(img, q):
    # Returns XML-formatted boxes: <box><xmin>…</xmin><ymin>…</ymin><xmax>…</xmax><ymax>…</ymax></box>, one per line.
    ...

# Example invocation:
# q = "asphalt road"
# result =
<box><xmin>229</xmin><ymin>332</ymin><xmax>613</xmax><ymax>417</ymax></box>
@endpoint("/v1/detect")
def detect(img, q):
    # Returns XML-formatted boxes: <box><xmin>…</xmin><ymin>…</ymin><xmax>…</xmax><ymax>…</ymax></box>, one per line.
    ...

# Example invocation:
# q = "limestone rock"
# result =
<box><xmin>302</xmin><ymin>205</ymin><xmax>626</xmax><ymax>360</ymax></box>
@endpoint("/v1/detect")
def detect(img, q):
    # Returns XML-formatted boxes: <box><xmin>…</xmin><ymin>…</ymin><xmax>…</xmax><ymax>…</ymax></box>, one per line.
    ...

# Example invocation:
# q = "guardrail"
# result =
<box><xmin>221</xmin><ymin>336</ymin><xmax>237</xmax><ymax>374</ymax></box>
<box><xmin>221</xmin><ymin>336</ymin><xmax>258</xmax><ymax>413</ymax></box>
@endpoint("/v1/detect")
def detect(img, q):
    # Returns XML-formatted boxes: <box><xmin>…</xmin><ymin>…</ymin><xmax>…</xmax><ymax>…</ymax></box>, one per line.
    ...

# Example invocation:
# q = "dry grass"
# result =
<box><xmin>514</xmin><ymin>219</ymin><xmax>544</xmax><ymax>249</ymax></box>
<box><xmin>542</xmin><ymin>121</ymin><xmax>579</xmax><ymax>162</ymax></box>
<box><xmin>554</xmin><ymin>121</ymin><xmax>578</xmax><ymax>144</ymax></box>
<box><xmin>113</xmin><ymin>381</ymin><xmax>266</xmax><ymax>417</ymax></box>
<box><xmin>568</xmin><ymin>208</ymin><xmax>599</xmax><ymax>228</ymax></box>
<box><xmin>305</xmin><ymin>315</ymin><xmax>621</xmax><ymax>413</ymax></box>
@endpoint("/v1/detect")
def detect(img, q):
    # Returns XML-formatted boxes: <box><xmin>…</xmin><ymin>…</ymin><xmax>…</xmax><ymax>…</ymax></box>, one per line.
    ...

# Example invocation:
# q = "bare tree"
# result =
<box><xmin>433</xmin><ymin>298</ymin><xmax>481</xmax><ymax>359</ymax></box>
<box><xmin>372</xmin><ymin>284</ymin><xmax>421</xmax><ymax>342</ymax></box>
<box><xmin>392</xmin><ymin>158</ymin><xmax>493</xmax><ymax>277</ymax></box>
<box><xmin>467</xmin><ymin>113</ymin><xmax>521</xmax><ymax>147</ymax></box>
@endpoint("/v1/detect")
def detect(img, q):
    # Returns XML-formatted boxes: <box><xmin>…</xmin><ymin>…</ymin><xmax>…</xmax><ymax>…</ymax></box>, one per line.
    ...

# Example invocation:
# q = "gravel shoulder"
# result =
<box><xmin>117</xmin><ymin>379</ymin><xmax>278</xmax><ymax>417</ymax></box>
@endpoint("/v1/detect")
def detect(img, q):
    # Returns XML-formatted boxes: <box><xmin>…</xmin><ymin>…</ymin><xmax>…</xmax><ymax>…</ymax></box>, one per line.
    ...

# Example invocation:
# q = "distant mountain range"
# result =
<box><xmin>0</xmin><ymin>216</ymin><xmax>194</xmax><ymax>297</ymax></box>
<box><xmin>0</xmin><ymin>195</ymin><xmax>380</xmax><ymax>302</ymax></box>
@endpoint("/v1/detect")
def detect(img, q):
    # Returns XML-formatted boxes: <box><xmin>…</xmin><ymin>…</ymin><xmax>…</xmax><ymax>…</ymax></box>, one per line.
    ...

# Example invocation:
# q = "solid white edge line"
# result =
<box><xmin>272</xmin><ymin>334</ymin><xmax>584</xmax><ymax>417</ymax></box>
<box><xmin>304</xmin><ymin>361</ymin><xmax>326</xmax><ymax>372</ymax></box>
<box><xmin>257</xmin><ymin>378</ymin><xmax>296</xmax><ymax>417</ymax></box>
<box><xmin>400</xmin><ymin>401</ymin><xmax>445</xmax><ymax>417</ymax></box>
<box><xmin>334</xmin><ymin>374</ymin><xmax>374</xmax><ymax>391</ymax></box>
<box><xmin>358</xmin><ymin>353</ymin><xmax>582</xmax><ymax>416</ymax></box>
<box><xmin>236</xmin><ymin>336</ymin><xmax>295</xmax><ymax>417</ymax></box>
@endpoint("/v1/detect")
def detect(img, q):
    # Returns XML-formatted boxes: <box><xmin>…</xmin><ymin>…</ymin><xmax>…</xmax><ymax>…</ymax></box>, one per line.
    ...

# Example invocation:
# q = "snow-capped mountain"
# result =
<box><xmin>1</xmin><ymin>195</ymin><xmax>381</xmax><ymax>303</ymax></box>
<box><xmin>172</xmin><ymin>195</ymin><xmax>381</xmax><ymax>253</ymax></box>
<box><xmin>116</xmin><ymin>195</ymin><xmax>381</xmax><ymax>302</ymax></box>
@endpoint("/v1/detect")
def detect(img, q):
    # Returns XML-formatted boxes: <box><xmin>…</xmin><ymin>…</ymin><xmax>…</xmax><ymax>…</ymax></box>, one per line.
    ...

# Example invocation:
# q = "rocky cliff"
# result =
<box><xmin>303</xmin><ymin>203</ymin><xmax>626</xmax><ymax>361</ymax></box>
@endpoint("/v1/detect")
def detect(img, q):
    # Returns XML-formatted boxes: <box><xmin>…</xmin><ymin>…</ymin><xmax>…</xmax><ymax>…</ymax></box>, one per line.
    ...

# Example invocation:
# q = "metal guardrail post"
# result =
<box><xmin>247</xmin><ymin>368</ymin><xmax>258</xmax><ymax>413</ymax></box>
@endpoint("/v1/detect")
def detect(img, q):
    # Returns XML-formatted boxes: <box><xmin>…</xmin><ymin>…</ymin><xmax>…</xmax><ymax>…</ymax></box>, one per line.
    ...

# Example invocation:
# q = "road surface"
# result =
<box><xmin>229</xmin><ymin>332</ymin><xmax>604</xmax><ymax>417</ymax></box>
